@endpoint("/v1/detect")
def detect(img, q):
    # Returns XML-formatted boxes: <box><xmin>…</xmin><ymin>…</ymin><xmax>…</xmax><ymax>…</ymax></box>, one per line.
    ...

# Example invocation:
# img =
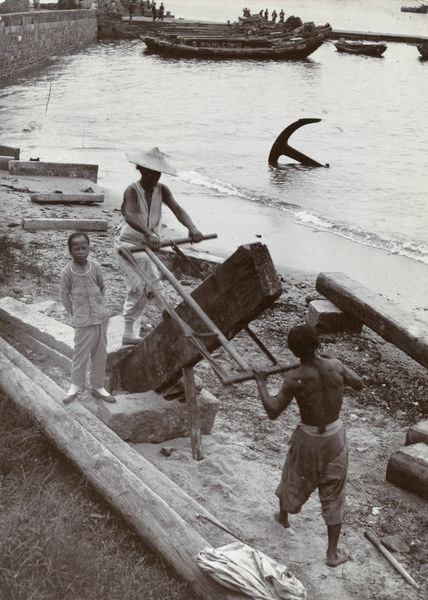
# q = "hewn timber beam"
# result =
<box><xmin>118</xmin><ymin>243</ymin><xmax>282</xmax><ymax>393</ymax></box>
<box><xmin>316</xmin><ymin>272</ymin><xmax>428</xmax><ymax>369</ymax></box>
<box><xmin>0</xmin><ymin>341</ymin><xmax>247</xmax><ymax>600</ymax></box>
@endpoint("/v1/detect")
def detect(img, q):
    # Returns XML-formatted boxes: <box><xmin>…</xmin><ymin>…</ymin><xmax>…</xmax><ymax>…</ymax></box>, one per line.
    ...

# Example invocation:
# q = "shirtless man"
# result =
<box><xmin>114</xmin><ymin>148</ymin><xmax>202</xmax><ymax>345</ymax></box>
<box><xmin>255</xmin><ymin>324</ymin><xmax>363</xmax><ymax>567</ymax></box>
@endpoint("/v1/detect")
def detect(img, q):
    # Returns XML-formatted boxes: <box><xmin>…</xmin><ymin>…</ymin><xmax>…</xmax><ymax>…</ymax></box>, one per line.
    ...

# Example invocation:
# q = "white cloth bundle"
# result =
<box><xmin>196</xmin><ymin>542</ymin><xmax>306</xmax><ymax>600</ymax></box>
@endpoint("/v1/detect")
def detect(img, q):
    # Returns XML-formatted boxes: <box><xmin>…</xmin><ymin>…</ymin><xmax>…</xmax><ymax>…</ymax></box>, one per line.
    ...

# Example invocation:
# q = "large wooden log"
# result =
<box><xmin>0</xmin><ymin>343</ymin><xmax>246</xmax><ymax>600</ymax></box>
<box><xmin>0</xmin><ymin>337</ymin><xmax>235</xmax><ymax>548</ymax></box>
<box><xmin>316</xmin><ymin>272</ymin><xmax>428</xmax><ymax>369</ymax></box>
<box><xmin>119</xmin><ymin>243</ymin><xmax>282</xmax><ymax>392</ymax></box>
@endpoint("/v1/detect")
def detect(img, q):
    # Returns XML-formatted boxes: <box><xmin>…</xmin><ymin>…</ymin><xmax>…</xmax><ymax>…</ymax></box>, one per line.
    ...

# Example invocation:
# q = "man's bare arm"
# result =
<box><xmin>162</xmin><ymin>185</ymin><xmax>203</xmax><ymax>241</ymax></box>
<box><xmin>254</xmin><ymin>371</ymin><xmax>294</xmax><ymax>420</ymax></box>
<box><xmin>339</xmin><ymin>361</ymin><xmax>364</xmax><ymax>391</ymax></box>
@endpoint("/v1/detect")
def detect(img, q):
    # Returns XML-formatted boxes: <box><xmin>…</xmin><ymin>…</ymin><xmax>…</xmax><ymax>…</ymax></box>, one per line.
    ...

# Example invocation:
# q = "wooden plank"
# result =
<box><xmin>183</xmin><ymin>367</ymin><xmax>203</xmax><ymax>461</ymax></box>
<box><xmin>118</xmin><ymin>243</ymin><xmax>282</xmax><ymax>392</ymax></box>
<box><xmin>30</xmin><ymin>193</ymin><xmax>104</xmax><ymax>204</ymax></box>
<box><xmin>22</xmin><ymin>218</ymin><xmax>108</xmax><ymax>231</ymax></box>
<box><xmin>0</xmin><ymin>344</ymin><xmax>247</xmax><ymax>600</ymax></box>
<box><xmin>316</xmin><ymin>272</ymin><xmax>428</xmax><ymax>369</ymax></box>
<box><xmin>8</xmin><ymin>160</ymin><xmax>98</xmax><ymax>183</ymax></box>
<box><xmin>386</xmin><ymin>443</ymin><xmax>428</xmax><ymax>501</ymax></box>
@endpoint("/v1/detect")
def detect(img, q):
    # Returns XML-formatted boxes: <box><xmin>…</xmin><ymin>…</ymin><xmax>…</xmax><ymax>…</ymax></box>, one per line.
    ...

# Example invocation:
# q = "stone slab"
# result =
<box><xmin>406</xmin><ymin>420</ymin><xmax>428</xmax><ymax>446</ymax></box>
<box><xmin>22</xmin><ymin>218</ymin><xmax>108</xmax><ymax>231</ymax></box>
<box><xmin>9</xmin><ymin>160</ymin><xmax>98</xmax><ymax>183</ymax></box>
<box><xmin>85</xmin><ymin>388</ymin><xmax>219</xmax><ymax>443</ymax></box>
<box><xmin>0</xmin><ymin>320</ymin><xmax>72</xmax><ymax>371</ymax></box>
<box><xmin>0</xmin><ymin>144</ymin><xmax>20</xmax><ymax>159</ymax></box>
<box><xmin>306</xmin><ymin>299</ymin><xmax>363</xmax><ymax>333</ymax></box>
<box><xmin>0</xmin><ymin>296</ymin><xmax>74</xmax><ymax>358</ymax></box>
<box><xmin>30</xmin><ymin>193</ymin><xmax>104</xmax><ymax>204</ymax></box>
<box><xmin>386</xmin><ymin>442</ymin><xmax>428</xmax><ymax>500</ymax></box>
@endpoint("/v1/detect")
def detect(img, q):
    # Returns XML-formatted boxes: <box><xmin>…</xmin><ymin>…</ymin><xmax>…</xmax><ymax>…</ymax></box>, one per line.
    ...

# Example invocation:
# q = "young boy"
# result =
<box><xmin>61</xmin><ymin>232</ymin><xmax>116</xmax><ymax>404</ymax></box>
<box><xmin>254</xmin><ymin>324</ymin><xmax>363</xmax><ymax>568</ymax></box>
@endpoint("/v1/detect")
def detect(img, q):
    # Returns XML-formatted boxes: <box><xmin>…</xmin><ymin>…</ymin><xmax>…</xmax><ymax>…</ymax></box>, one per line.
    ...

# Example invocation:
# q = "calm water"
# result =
<box><xmin>0</xmin><ymin>0</ymin><xmax>427</xmax><ymax>269</ymax></box>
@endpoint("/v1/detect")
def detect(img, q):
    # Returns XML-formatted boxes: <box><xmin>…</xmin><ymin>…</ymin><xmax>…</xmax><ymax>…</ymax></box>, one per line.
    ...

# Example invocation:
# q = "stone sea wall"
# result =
<box><xmin>0</xmin><ymin>9</ymin><xmax>97</xmax><ymax>82</ymax></box>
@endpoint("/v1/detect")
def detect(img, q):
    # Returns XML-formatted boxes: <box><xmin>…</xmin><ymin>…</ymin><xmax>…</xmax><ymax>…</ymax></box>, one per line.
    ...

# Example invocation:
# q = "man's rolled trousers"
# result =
<box><xmin>276</xmin><ymin>418</ymin><xmax>348</xmax><ymax>526</ymax></box>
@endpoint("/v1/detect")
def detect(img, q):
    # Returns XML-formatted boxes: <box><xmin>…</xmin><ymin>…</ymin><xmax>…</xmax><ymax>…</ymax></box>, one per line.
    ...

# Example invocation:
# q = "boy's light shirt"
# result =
<box><xmin>60</xmin><ymin>259</ymin><xmax>109</xmax><ymax>327</ymax></box>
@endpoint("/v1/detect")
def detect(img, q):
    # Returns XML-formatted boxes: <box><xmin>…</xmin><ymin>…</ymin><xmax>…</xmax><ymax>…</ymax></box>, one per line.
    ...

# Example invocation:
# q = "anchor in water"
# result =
<box><xmin>268</xmin><ymin>118</ymin><xmax>328</xmax><ymax>168</ymax></box>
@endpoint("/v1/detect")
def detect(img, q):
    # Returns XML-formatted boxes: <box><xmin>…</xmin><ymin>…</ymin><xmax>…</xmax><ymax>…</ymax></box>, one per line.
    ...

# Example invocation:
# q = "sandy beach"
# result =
<box><xmin>1</xmin><ymin>168</ymin><xmax>428</xmax><ymax>600</ymax></box>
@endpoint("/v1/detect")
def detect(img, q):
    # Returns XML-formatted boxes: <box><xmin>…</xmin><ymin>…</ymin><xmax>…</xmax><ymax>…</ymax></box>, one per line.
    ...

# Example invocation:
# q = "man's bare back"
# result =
<box><xmin>254</xmin><ymin>324</ymin><xmax>363</xmax><ymax>568</ymax></box>
<box><xmin>280</xmin><ymin>356</ymin><xmax>363</xmax><ymax>427</ymax></box>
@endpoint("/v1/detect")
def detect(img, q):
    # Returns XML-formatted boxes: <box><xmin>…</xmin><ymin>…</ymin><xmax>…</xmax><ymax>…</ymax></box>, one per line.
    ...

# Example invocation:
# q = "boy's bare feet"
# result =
<box><xmin>274</xmin><ymin>511</ymin><xmax>290</xmax><ymax>528</ymax></box>
<box><xmin>325</xmin><ymin>549</ymin><xmax>348</xmax><ymax>567</ymax></box>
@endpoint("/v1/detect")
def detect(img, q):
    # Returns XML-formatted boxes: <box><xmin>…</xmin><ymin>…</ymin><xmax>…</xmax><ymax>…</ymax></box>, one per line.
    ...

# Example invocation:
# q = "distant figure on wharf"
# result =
<box><xmin>158</xmin><ymin>2</ymin><xmax>164</xmax><ymax>20</ymax></box>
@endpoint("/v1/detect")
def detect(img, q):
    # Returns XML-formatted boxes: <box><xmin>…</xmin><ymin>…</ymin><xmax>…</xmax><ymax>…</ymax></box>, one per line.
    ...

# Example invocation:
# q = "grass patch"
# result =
<box><xmin>0</xmin><ymin>394</ymin><xmax>197</xmax><ymax>600</ymax></box>
<box><xmin>0</xmin><ymin>235</ymin><xmax>57</xmax><ymax>286</ymax></box>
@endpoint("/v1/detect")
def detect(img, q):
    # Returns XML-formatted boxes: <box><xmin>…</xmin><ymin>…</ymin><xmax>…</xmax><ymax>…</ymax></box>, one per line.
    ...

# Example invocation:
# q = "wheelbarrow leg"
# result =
<box><xmin>183</xmin><ymin>366</ymin><xmax>203</xmax><ymax>461</ymax></box>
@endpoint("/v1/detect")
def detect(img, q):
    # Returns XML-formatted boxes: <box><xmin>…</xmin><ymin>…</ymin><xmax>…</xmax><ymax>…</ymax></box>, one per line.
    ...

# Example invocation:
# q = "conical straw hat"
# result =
<box><xmin>125</xmin><ymin>147</ymin><xmax>177</xmax><ymax>176</ymax></box>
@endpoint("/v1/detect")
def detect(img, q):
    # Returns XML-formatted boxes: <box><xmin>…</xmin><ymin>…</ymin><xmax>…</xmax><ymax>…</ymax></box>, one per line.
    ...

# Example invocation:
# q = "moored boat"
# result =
<box><xmin>143</xmin><ymin>33</ymin><xmax>328</xmax><ymax>59</ymax></box>
<box><xmin>142</xmin><ymin>17</ymin><xmax>331</xmax><ymax>60</ymax></box>
<box><xmin>334</xmin><ymin>38</ymin><xmax>387</xmax><ymax>57</ymax></box>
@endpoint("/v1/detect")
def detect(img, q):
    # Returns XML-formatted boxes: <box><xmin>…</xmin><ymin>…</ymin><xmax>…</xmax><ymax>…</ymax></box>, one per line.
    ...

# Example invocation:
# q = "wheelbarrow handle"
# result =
<box><xmin>129</xmin><ymin>233</ymin><xmax>218</xmax><ymax>253</ymax></box>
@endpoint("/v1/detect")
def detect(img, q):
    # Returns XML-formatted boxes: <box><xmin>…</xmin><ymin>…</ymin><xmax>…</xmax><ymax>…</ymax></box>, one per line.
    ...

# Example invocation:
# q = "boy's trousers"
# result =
<box><xmin>71</xmin><ymin>320</ymin><xmax>108</xmax><ymax>389</ymax></box>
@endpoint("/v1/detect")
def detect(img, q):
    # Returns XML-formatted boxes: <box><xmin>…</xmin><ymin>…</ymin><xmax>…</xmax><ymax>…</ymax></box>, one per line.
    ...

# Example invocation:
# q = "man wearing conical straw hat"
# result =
<box><xmin>114</xmin><ymin>147</ymin><xmax>203</xmax><ymax>345</ymax></box>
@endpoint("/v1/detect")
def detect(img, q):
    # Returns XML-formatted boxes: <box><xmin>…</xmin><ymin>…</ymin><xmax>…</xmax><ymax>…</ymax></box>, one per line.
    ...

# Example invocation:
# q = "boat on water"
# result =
<box><xmin>142</xmin><ymin>16</ymin><xmax>331</xmax><ymax>60</ymax></box>
<box><xmin>417</xmin><ymin>42</ymin><xmax>428</xmax><ymax>58</ymax></box>
<box><xmin>334</xmin><ymin>38</ymin><xmax>387</xmax><ymax>57</ymax></box>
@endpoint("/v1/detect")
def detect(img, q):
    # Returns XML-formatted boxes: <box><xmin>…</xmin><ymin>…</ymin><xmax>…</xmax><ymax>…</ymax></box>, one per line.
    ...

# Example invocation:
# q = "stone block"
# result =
<box><xmin>22</xmin><ymin>218</ymin><xmax>108</xmax><ymax>231</ymax></box>
<box><xmin>0</xmin><ymin>296</ymin><xmax>74</xmax><ymax>358</ymax></box>
<box><xmin>9</xmin><ymin>160</ymin><xmax>98</xmax><ymax>183</ymax></box>
<box><xmin>0</xmin><ymin>319</ymin><xmax>72</xmax><ymax>371</ymax></box>
<box><xmin>0</xmin><ymin>156</ymin><xmax>12</xmax><ymax>171</ymax></box>
<box><xmin>306</xmin><ymin>299</ymin><xmax>363</xmax><ymax>333</ymax></box>
<box><xmin>406</xmin><ymin>420</ymin><xmax>428</xmax><ymax>446</ymax></box>
<box><xmin>86</xmin><ymin>388</ymin><xmax>219</xmax><ymax>443</ymax></box>
<box><xmin>30</xmin><ymin>193</ymin><xmax>104</xmax><ymax>204</ymax></box>
<box><xmin>386</xmin><ymin>442</ymin><xmax>428</xmax><ymax>500</ymax></box>
<box><xmin>0</xmin><ymin>144</ymin><xmax>20</xmax><ymax>159</ymax></box>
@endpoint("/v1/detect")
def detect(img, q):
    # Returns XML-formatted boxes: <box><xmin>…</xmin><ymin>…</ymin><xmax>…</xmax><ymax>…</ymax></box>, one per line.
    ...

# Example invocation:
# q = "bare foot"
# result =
<box><xmin>325</xmin><ymin>550</ymin><xmax>348</xmax><ymax>567</ymax></box>
<box><xmin>274</xmin><ymin>511</ymin><xmax>290</xmax><ymax>528</ymax></box>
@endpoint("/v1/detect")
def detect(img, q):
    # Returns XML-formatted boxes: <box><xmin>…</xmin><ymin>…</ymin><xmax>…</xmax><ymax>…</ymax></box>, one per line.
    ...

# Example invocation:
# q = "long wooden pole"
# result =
<box><xmin>0</xmin><ymin>345</ymin><xmax>247</xmax><ymax>600</ymax></box>
<box><xmin>364</xmin><ymin>530</ymin><xmax>419</xmax><ymax>590</ymax></box>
